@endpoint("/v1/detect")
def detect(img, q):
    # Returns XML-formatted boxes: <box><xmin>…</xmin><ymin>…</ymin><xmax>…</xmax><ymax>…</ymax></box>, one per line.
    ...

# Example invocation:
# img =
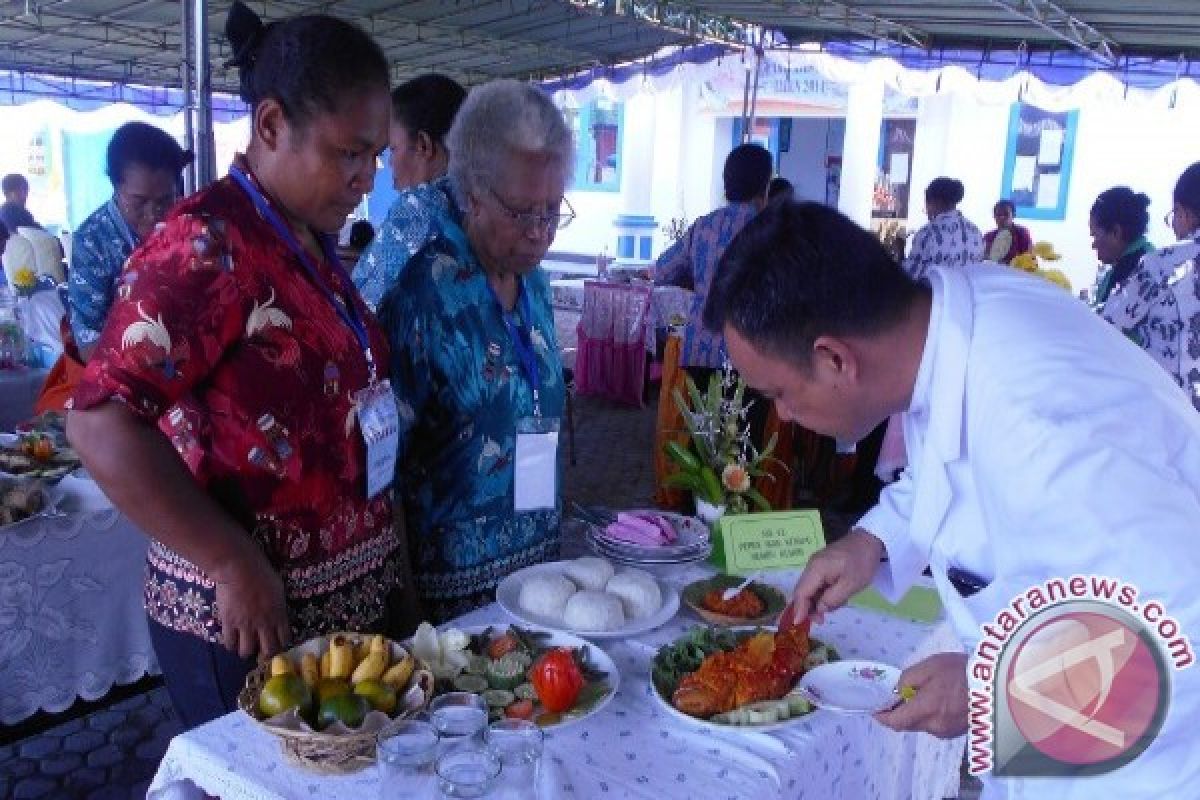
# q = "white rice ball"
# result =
<box><xmin>563</xmin><ymin>590</ymin><xmax>626</xmax><ymax>631</ymax></box>
<box><xmin>561</xmin><ymin>556</ymin><xmax>615</xmax><ymax>591</ymax></box>
<box><xmin>519</xmin><ymin>573</ymin><xmax>577</xmax><ymax>621</ymax></box>
<box><xmin>605</xmin><ymin>569</ymin><xmax>662</xmax><ymax>620</ymax></box>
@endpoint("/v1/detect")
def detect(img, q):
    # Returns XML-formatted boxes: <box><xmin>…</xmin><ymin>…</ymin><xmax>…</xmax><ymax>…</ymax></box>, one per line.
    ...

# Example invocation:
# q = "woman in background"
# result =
<box><xmin>1090</xmin><ymin>186</ymin><xmax>1155</xmax><ymax>307</ymax></box>
<box><xmin>355</xmin><ymin>73</ymin><xmax>467</xmax><ymax>308</ymax></box>
<box><xmin>982</xmin><ymin>199</ymin><xmax>1033</xmax><ymax>264</ymax></box>
<box><xmin>35</xmin><ymin>122</ymin><xmax>191</xmax><ymax>413</ymax></box>
<box><xmin>1102</xmin><ymin>163</ymin><xmax>1200</xmax><ymax>411</ymax></box>
<box><xmin>903</xmin><ymin>177</ymin><xmax>984</xmax><ymax>279</ymax></box>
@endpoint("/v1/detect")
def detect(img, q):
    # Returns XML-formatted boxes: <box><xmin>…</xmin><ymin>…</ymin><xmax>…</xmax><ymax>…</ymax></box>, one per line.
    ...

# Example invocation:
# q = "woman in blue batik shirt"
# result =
<box><xmin>368</xmin><ymin>80</ymin><xmax>570</xmax><ymax>621</ymax></box>
<box><xmin>37</xmin><ymin>122</ymin><xmax>190</xmax><ymax>413</ymax></box>
<box><xmin>68</xmin><ymin>121</ymin><xmax>192</xmax><ymax>361</ymax></box>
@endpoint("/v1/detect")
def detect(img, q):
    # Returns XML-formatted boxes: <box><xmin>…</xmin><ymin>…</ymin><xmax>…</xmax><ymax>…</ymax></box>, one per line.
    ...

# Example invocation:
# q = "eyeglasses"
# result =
<box><xmin>486</xmin><ymin>187</ymin><xmax>575</xmax><ymax>231</ymax></box>
<box><xmin>1165</xmin><ymin>210</ymin><xmax>1176</xmax><ymax>228</ymax></box>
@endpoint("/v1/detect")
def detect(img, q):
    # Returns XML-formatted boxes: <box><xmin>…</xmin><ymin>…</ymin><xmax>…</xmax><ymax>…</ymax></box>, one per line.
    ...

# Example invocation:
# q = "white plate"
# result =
<box><xmin>496</xmin><ymin>561</ymin><xmax>680</xmax><ymax>639</ymax></box>
<box><xmin>445</xmin><ymin>624</ymin><xmax>619</xmax><ymax>729</ymax></box>
<box><xmin>796</xmin><ymin>660</ymin><xmax>902</xmax><ymax>714</ymax></box>
<box><xmin>649</xmin><ymin>627</ymin><xmax>826</xmax><ymax>733</ymax></box>
<box><xmin>589</xmin><ymin>510</ymin><xmax>711</xmax><ymax>556</ymax></box>
<box><xmin>587</xmin><ymin>536</ymin><xmax>711</xmax><ymax>567</ymax></box>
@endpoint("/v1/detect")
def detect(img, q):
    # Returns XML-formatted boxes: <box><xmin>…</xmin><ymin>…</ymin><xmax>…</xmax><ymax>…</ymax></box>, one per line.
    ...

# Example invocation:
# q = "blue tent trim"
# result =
<box><xmin>0</xmin><ymin>71</ymin><xmax>247</xmax><ymax>120</ymax></box>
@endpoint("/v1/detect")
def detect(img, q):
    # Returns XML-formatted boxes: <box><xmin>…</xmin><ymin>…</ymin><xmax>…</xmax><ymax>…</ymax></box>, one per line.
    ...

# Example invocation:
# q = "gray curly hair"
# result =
<box><xmin>446</xmin><ymin>79</ymin><xmax>574</xmax><ymax>202</ymax></box>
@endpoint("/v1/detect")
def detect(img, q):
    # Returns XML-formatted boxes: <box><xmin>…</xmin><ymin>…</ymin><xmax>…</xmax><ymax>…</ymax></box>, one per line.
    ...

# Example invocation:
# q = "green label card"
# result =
<box><xmin>712</xmin><ymin>511</ymin><xmax>825</xmax><ymax>574</ymax></box>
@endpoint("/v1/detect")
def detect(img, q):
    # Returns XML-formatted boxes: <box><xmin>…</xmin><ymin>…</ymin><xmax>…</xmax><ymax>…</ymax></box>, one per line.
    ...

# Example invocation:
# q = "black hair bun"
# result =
<box><xmin>1136</xmin><ymin>192</ymin><xmax>1151</xmax><ymax>209</ymax></box>
<box><xmin>225</xmin><ymin>1</ymin><xmax>264</xmax><ymax>66</ymax></box>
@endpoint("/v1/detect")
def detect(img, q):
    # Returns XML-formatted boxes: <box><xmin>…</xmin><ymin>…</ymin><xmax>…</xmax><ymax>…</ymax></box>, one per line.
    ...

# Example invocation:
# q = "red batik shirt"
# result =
<box><xmin>72</xmin><ymin>159</ymin><xmax>401</xmax><ymax>644</ymax></box>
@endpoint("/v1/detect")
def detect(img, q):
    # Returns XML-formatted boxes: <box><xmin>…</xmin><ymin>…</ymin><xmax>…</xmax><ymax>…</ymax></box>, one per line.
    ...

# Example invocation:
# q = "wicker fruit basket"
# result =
<box><xmin>238</xmin><ymin>631</ymin><xmax>434</xmax><ymax>774</ymax></box>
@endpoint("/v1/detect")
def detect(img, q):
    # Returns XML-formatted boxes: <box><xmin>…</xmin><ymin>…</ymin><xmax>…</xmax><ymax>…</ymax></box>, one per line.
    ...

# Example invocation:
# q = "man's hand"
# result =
<box><xmin>781</xmin><ymin>528</ymin><xmax>883</xmax><ymax>628</ymax></box>
<box><xmin>212</xmin><ymin>550</ymin><xmax>291</xmax><ymax>662</ymax></box>
<box><xmin>874</xmin><ymin>653</ymin><xmax>969</xmax><ymax>739</ymax></box>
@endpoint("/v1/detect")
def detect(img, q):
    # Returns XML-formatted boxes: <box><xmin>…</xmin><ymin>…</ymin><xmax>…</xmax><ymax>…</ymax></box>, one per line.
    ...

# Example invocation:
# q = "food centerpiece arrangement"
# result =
<box><xmin>411</xmin><ymin>622</ymin><xmax>616</xmax><ymax>727</ymax></box>
<box><xmin>0</xmin><ymin>431</ymin><xmax>80</xmax><ymax>481</ymax></box>
<box><xmin>238</xmin><ymin>632</ymin><xmax>434</xmax><ymax>773</ymax></box>
<box><xmin>652</xmin><ymin>624</ymin><xmax>838</xmax><ymax>729</ymax></box>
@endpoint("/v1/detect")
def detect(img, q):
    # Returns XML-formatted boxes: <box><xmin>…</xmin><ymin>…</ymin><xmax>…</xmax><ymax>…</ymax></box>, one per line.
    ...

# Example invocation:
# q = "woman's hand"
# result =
<box><xmin>68</xmin><ymin>401</ymin><xmax>291</xmax><ymax>661</ymax></box>
<box><xmin>212</xmin><ymin>550</ymin><xmax>291</xmax><ymax>660</ymax></box>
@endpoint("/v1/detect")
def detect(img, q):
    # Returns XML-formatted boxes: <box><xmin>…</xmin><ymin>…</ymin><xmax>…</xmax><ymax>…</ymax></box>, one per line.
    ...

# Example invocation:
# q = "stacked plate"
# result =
<box><xmin>579</xmin><ymin>507</ymin><xmax>712</xmax><ymax>566</ymax></box>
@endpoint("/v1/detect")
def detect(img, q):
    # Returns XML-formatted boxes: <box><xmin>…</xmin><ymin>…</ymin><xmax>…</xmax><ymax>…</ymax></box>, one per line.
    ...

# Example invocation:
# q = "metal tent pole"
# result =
<box><xmin>192</xmin><ymin>0</ymin><xmax>215</xmax><ymax>187</ymax></box>
<box><xmin>180</xmin><ymin>0</ymin><xmax>196</xmax><ymax>194</ymax></box>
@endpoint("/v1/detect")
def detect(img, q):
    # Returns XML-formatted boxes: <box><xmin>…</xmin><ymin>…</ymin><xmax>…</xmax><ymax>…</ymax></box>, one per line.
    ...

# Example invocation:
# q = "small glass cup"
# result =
<box><xmin>485</xmin><ymin>719</ymin><xmax>544</xmax><ymax>799</ymax></box>
<box><xmin>435</xmin><ymin>746</ymin><xmax>501</xmax><ymax>798</ymax></box>
<box><xmin>377</xmin><ymin>719</ymin><xmax>440</xmax><ymax>794</ymax></box>
<box><xmin>429</xmin><ymin>692</ymin><xmax>489</xmax><ymax>755</ymax></box>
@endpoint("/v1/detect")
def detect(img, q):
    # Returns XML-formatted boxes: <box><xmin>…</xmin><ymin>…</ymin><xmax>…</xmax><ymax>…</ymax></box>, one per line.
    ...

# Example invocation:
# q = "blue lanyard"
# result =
<box><xmin>487</xmin><ymin>280</ymin><xmax>542</xmax><ymax>417</ymax></box>
<box><xmin>228</xmin><ymin>167</ymin><xmax>377</xmax><ymax>383</ymax></box>
<box><xmin>106</xmin><ymin>197</ymin><xmax>139</xmax><ymax>253</ymax></box>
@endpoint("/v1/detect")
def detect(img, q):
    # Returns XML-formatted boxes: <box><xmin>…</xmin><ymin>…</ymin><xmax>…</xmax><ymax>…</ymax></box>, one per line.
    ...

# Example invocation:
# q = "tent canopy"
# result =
<box><xmin>0</xmin><ymin>1</ymin><xmax>1197</xmax><ymax>95</ymax></box>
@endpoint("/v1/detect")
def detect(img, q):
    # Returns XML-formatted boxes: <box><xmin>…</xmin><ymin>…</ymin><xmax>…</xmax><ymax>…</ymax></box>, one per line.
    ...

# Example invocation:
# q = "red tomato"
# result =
<box><xmin>486</xmin><ymin>633</ymin><xmax>520</xmax><ymax>661</ymax></box>
<box><xmin>530</xmin><ymin>648</ymin><xmax>584</xmax><ymax>713</ymax></box>
<box><xmin>504</xmin><ymin>699</ymin><xmax>534</xmax><ymax>720</ymax></box>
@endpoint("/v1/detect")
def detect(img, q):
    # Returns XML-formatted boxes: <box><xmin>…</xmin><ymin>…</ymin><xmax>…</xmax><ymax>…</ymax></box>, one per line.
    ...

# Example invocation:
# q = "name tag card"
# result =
<box><xmin>711</xmin><ymin>510</ymin><xmax>826</xmax><ymax>575</ymax></box>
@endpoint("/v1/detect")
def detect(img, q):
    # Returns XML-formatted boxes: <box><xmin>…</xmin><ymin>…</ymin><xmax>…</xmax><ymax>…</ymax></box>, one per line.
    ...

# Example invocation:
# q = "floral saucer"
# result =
<box><xmin>796</xmin><ymin>660</ymin><xmax>902</xmax><ymax>714</ymax></box>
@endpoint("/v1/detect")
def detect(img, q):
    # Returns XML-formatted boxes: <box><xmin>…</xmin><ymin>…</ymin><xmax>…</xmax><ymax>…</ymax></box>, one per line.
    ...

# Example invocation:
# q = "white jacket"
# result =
<box><xmin>860</xmin><ymin>265</ymin><xmax>1200</xmax><ymax>799</ymax></box>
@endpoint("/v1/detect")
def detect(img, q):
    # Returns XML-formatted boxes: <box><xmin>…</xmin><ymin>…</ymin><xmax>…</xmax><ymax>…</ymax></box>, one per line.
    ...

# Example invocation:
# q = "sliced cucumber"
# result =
<box><xmin>481</xmin><ymin>689</ymin><xmax>516</xmax><ymax>708</ymax></box>
<box><xmin>785</xmin><ymin>693</ymin><xmax>812</xmax><ymax>717</ymax></box>
<box><xmin>743</xmin><ymin>701</ymin><xmax>781</xmax><ymax>725</ymax></box>
<box><xmin>513</xmin><ymin>682</ymin><xmax>537</xmax><ymax>701</ymax></box>
<box><xmin>453</xmin><ymin>674</ymin><xmax>489</xmax><ymax>693</ymax></box>
<box><xmin>465</xmin><ymin>653</ymin><xmax>489</xmax><ymax>675</ymax></box>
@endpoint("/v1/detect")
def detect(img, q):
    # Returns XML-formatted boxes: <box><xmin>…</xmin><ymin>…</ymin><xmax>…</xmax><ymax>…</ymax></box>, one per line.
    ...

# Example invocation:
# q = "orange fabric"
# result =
<box><xmin>753</xmin><ymin>404</ymin><xmax>796</xmax><ymax>510</ymax></box>
<box><xmin>34</xmin><ymin>319</ymin><xmax>85</xmax><ymax>414</ymax></box>
<box><xmin>652</xmin><ymin>332</ymin><xmax>689</xmax><ymax>510</ymax></box>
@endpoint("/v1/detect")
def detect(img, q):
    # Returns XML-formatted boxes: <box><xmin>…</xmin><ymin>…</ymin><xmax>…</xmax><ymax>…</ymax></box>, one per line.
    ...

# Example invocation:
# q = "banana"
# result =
<box><xmin>368</xmin><ymin>634</ymin><xmax>388</xmax><ymax>655</ymax></box>
<box><xmin>320</xmin><ymin>646</ymin><xmax>333</xmax><ymax>679</ymax></box>
<box><xmin>351</xmin><ymin>650</ymin><xmax>387</xmax><ymax>683</ymax></box>
<box><xmin>329</xmin><ymin>635</ymin><xmax>355</xmax><ymax>679</ymax></box>
<box><xmin>353</xmin><ymin>639</ymin><xmax>372</xmax><ymax>668</ymax></box>
<box><xmin>269</xmin><ymin>655</ymin><xmax>293</xmax><ymax>677</ymax></box>
<box><xmin>300</xmin><ymin>653</ymin><xmax>320</xmax><ymax>688</ymax></box>
<box><xmin>381</xmin><ymin>651</ymin><xmax>415</xmax><ymax>689</ymax></box>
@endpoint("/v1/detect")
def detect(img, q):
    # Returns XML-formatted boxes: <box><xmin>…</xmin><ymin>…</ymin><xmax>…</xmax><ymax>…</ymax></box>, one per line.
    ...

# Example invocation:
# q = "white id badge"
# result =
<box><xmin>514</xmin><ymin>416</ymin><xmax>560</xmax><ymax>512</ymax></box>
<box><xmin>353</xmin><ymin>380</ymin><xmax>399</xmax><ymax>499</ymax></box>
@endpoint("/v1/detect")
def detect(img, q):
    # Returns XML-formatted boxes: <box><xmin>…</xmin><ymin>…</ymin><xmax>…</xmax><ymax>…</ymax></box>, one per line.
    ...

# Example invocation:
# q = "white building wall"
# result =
<box><xmin>777</xmin><ymin>118</ymin><xmax>844</xmax><ymax>204</ymax></box>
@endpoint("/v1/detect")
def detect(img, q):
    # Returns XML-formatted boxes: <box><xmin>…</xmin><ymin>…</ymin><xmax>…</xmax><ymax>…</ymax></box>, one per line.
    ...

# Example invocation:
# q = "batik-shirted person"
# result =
<box><xmin>66</xmin><ymin>1</ymin><xmax>404</xmax><ymax>729</ymax></box>
<box><xmin>372</xmin><ymin>81</ymin><xmax>571</xmax><ymax>622</ymax></box>
<box><xmin>903</xmin><ymin>177</ymin><xmax>984</xmax><ymax>279</ymax></box>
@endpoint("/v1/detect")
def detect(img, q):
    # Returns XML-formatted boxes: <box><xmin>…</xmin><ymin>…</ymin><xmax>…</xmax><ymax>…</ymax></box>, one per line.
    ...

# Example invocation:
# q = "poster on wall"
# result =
<box><xmin>874</xmin><ymin>119</ymin><xmax>916</xmax><ymax>219</ymax></box>
<box><xmin>1000</xmin><ymin>102</ymin><xmax>1079</xmax><ymax>221</ymax></box>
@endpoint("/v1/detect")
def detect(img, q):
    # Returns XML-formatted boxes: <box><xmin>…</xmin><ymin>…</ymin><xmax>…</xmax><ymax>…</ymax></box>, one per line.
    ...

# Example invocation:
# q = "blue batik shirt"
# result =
<box><xmin>354</xmin><ymin>178</ymin><xmax>456</xmax><ymax>311</ymax></box>
<box><xmin>371</xmin><ymin>181</ymin><xmax>565</xmax><ymax>622</ymax></box>
<box><xmin>654</xmin><ymin>202</ymin><xmax>759</xmax><ymax>368</ymax></box>
<box><xmin>67</xmin><ymin>198</ymin><xmax>139</xmax><ymax>349</ymax></box>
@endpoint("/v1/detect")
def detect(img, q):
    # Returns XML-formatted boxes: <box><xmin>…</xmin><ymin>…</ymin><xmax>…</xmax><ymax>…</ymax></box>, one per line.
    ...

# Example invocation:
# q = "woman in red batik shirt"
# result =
<box><xmin>66</xmin><ymin>3</ymin><xmax>403</xmax><ymax>729</ymax></box>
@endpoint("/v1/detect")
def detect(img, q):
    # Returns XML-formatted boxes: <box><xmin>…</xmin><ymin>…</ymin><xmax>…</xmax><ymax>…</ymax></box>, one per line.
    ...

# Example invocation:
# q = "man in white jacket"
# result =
<box><xmin>706</xmin><ymin>201</ymin><xmax>1200</xmax><ymax>798</ymax></box>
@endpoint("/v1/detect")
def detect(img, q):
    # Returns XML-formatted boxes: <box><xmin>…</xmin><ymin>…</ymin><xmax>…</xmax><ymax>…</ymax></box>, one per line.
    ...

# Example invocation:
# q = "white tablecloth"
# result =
<box><xmin>148</xmin><ymin>564</ymin><xmax>965</xmax><ymax>800</ymax></box>
<box><xmin>0</xmin><ymin>482</ymin><xmax>159</xmax><ymax>724</ymax></box>
<box><xmin>0</xmin><ymin>367</ymin><xmax>49</xmax><ymax>431</ymax></box>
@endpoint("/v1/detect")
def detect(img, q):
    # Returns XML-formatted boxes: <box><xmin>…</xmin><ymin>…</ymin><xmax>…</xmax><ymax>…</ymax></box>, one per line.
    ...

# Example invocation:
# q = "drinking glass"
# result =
<box><xmin>429</xmin><ymin>692</ymin><xmax>489</xmax><ymax>755</ymax></box>
<box><xmin>485</xmin><ymin>719</ymin><xmax>544</xmax><ymax>799</ymax></box>
<box><xmin>376</xmin><ymin>719</ymin><xmax>439</xmax><ymax>797</ymax></box>
<box><xmin>435</xmin><ymin>746</ymin><xmax>501</xmax><ymax>798</ymax></box>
